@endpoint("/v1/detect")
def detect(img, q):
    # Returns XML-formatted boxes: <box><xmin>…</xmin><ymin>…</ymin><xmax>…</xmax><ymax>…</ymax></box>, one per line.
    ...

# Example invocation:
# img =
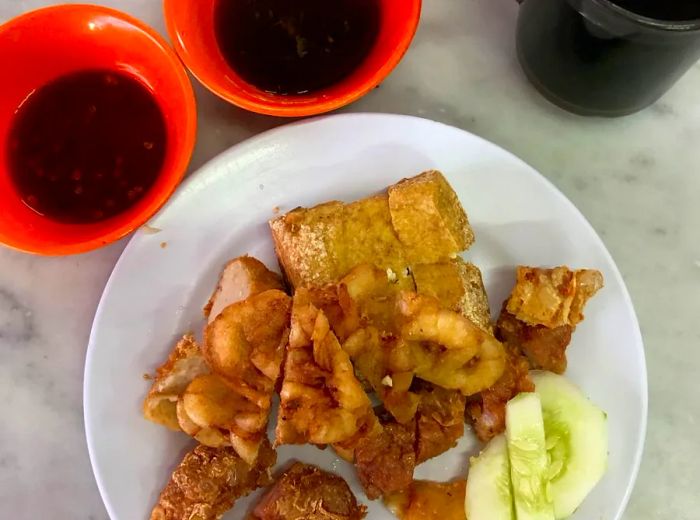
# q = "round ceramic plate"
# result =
<box><xmin>85</xmin><ymin>114</ymin><xmax>647</xmax><ymax>520</ymax></box>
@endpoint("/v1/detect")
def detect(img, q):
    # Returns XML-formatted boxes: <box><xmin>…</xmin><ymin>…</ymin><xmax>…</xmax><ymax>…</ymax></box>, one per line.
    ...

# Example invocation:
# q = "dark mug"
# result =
<box><xmin>516</xmin><ymin>0</ymin><xmax>700</xmax><ymax>117</ymax></box>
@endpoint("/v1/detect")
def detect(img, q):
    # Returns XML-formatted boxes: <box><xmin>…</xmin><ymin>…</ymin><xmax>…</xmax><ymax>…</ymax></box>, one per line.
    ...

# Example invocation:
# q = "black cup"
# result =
<box><xmin>516</xmin><ymin>0</ymin><xmax>700</xmax><ymax>117</ymax></box>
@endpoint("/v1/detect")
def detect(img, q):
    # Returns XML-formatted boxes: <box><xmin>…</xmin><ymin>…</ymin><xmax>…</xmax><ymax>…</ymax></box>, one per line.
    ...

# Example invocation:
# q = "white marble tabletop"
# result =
<box><xmin>1</xmin><ymin>0</ymin><xmax>698</xmax><ymax>519</ymax></box>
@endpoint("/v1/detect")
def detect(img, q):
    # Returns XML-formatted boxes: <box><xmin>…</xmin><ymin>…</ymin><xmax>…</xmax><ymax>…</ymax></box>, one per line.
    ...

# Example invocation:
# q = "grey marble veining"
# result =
<box><xmin>1</xmin><ymin>0</ymin><xmax>699</xmax><ymax>518</ymax></box>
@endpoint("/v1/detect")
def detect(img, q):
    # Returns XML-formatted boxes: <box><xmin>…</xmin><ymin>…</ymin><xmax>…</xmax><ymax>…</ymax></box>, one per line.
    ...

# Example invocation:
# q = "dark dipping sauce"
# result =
<box><xmin>7</xmin><ymin>70</ymin><xmax>167</xmax><ymax>224</ymax></box>
<box><xmin>612</xmin><ymin>0</ymin><xmax>700</xmax><ymax>21</ymax></box>
<box><xmin>214</xmin><ymin>0</ymin><xmax>381</xmax><ymax>95</ymax></box>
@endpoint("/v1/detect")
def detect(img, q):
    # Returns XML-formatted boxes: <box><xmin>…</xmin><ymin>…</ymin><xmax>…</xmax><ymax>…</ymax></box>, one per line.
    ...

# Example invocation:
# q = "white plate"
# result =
<box><xmin>84</xmin><ymin>114</ymin><xmax>647</xmax><ymax>520</ymax></box>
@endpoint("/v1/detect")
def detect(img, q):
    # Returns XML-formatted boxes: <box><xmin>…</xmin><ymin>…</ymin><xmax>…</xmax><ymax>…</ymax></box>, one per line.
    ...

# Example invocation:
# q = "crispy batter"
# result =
<box><xmin>385</xmin><ymin>480</ymin><xmax>467</xmax><ymax>520</ymax></box>
<box><xmin>150</xmin><ymin>441</ymin><xmax>276</xmax><ymax>520</ymax></box>
<box><xmin>465</xmin><ymin>342</ymin><xmax>534</xmax><ymax>443</ymax></box>
<box><xmin>200</xmin><ymin>289</ymin><xmax>291</xmax><ymax>463</ymax></box>
<box><xmin>414</xmin><ymin>382</ymin><xmax>466</xmax><ymax>464</ymax></box>
<box><xmin>204</xmin><ymin>256</ymin><xmax>284</xmax><ymax>322</ymax></box>
<box><xmin>496</xmin><ymin>307</ymin><xmax>573</xmax><ymax>374</ymax></box>
<box><xmin>251</xmin><ymin>463</ymin><xmax>367</xmax><ymax>520</ymax></box>
<box><xmin>143</xmin><ymin>334</ymin><xmax>210</xmax><ymax>430</ymax></box>
<box><xmin>353</xmin><ymin>410</ymin><xmax>417</xmax><ymax>500</ymax></box>
<box><xmin>506</xmin><ymin>266</ymin><xmax>603</xmax><ymax>328</ymax></box>
<box><xmin>276</xmin><ymin>289</ymin><xmax>373</xmax><ymax>445</ymax></box>
<box><xmin>269</xmin><ymin>171</ymin><xmax>473</xmax><ymax>289</ymax></box>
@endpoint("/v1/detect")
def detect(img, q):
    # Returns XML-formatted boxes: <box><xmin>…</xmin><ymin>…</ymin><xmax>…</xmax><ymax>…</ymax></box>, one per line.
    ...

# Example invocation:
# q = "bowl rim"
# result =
<box><xmin>163</xmin><ymin>0</ymin><xmax>423</xmax><ymax>117</ymax></box>
<box><xmin>0</xmin><ymin>3</ymin><xmax>197</xmax><ymax>256</ymax></box>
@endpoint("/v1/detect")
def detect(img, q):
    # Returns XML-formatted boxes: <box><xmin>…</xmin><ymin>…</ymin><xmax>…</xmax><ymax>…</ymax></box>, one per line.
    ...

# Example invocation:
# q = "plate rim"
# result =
<box><xmin>83</xmin><ymin>112</ymin><xmax>648</xmax><ymax>520</ymax></box>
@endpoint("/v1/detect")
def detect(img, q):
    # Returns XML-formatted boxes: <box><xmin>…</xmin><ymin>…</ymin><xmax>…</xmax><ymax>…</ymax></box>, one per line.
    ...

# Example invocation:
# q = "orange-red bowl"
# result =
<box><xmin>0</xmin><ymin>4</ymin><xmax>196</xmax><ymax>255</ymax></box>
<box><xmin>164</xmin><ymin>0</ymin><xmax>422</xmax><ymax>117</ymax></box>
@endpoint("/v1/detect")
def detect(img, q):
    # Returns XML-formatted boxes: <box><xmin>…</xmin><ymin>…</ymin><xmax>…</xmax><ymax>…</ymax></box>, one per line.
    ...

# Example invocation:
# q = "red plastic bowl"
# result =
<box><xmin>0</xmin><ymin>4</ymin><xmax>197</xmax><ymax>255</ymax></box>
<box><xmin>164</xmin><ymin>0</ymin><xmax>422</xmax><ymax>116</ymax></box>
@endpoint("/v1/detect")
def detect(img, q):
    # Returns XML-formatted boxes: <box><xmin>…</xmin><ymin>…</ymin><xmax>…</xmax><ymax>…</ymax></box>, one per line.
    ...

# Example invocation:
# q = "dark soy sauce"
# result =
<box><xmin>612</xmin><ymin>0</ymin><xmax>700</xmax><ymax>21</ymax></box>
<box><xmin>214</xmin><ymin>0</ymin><xmax>381</xmax><ymax>95</ymax></box>
<box><xmin>8</xmin><ymin>70</ymin><xmax>167</xmax><ymax>223</ymax></box>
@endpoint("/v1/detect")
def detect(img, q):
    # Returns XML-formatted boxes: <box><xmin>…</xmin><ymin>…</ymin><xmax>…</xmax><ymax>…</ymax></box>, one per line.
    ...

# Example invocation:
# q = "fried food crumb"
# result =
<box><xmin>143</xmin><ymin>373</ymin><xmax>153</xmax><ymax>381</ymax></box>
<box><xmin>160</xmin><ymin>241</ymin><xmax>168</xmax><ymax>249</ymax></box>
<box><xmin>142</xmin><ymin>223</ymin><xmax>162</xmax><ymax>234</ymax></box>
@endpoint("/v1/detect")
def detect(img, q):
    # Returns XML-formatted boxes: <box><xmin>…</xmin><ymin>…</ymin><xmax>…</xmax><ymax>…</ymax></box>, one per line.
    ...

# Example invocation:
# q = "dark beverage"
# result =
<box><xmin>214</xmin><ymin>0</ymin><xmax>381</xmax><ymax>95</ymax></box>
<box><xmin>516</xmin><ymin>0</ymin><xmax>700</xmax><ymax>116</ymax></box>
<box><xmin>8</xmin><ymin>70</ymin><xmax>166</xmax><ymax>223</ymax></box>
<box><xmin>612</xmin><ymin>0</ymin><xmax>700</xmax><ymax>21</ymax></box>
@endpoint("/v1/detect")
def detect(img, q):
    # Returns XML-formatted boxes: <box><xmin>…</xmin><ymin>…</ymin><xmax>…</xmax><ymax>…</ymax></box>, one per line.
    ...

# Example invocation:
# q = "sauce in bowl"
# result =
<box><xmin>214</xmin><ymin>0</ymin><xmax>381</xmax><ymax>95</ymax></box>
<box><xmin>7</xmin><ymin>69</ymin><xmax>167</xmax><ymax>224</ymax></box>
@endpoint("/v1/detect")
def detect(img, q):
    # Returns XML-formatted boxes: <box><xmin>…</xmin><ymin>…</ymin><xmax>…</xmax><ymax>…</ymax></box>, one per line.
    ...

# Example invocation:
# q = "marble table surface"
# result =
<box><xmin>2</xmin><ymin>0</ymin><xmax>699</xmax><ymax>518</ymax></box>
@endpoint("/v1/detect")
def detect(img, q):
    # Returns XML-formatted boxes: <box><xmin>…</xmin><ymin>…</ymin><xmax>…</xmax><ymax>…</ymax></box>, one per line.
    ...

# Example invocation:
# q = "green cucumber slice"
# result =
<box><xmin>531</xmin><ymin>370</ymin><xmax>608</xmax><ymax>519</ymax></box>
<box><xmin>506</xmin><ymin>392</ymin><xmax>555</xmax><ymax>520</ymax></box>
<box><xmin>465</xmin><ymin>434</ymin><xmax>515</xmax><ymax>520</ymax></box>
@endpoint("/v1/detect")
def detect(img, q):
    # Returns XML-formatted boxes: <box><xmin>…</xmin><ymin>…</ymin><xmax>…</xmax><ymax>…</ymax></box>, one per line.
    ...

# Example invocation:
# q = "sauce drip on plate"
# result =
<box><xmin>7</xmin><ymin>69</ymin><xmax>167</xmax><ymax>224</ymax></box>
<box><xmin>214</xmin><ymin>0</ymin><xmax>381</xmax><ymax>95</ymax></box>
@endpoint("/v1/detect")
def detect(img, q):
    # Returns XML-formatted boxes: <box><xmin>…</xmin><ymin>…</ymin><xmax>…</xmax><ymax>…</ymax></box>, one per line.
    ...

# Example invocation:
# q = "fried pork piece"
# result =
<box><xmin>506</xmin><ymin>266</ymin><xmax>604</xmax><ymax>328</ymax></box>
<box><xmin>353</xmin><ymin>410</ymin><xmax>417</xmax><ymax>500</ymax></box>
<box><xmin>143</xmin><ymin>334</ymin><xmax>210</xmax><ymax>431</ymax></box>
<box><xmin>197</xmin><ymin>289</ymin><xmax>291</xmax><ymax>463</ymax></box>
<box><xmin>385</xmin><ymin>480</ymin><xmax>467</xmax><ymax>520</ymax></box>
<box><xmin>150</xmin><ymin>440</ymin><xmax>276</xmax><ymax>520</ymax></box>
<box><xmin>204</xmin><ymin>256</ymin><xmax>284</xmax><ymax>323</ymax></box>
<box><xmin>269</xmin><ymin>171</ymin><xmax>473</xmax><ymax>289</ymax></box>
<box><xmin>496</xmin><ymin>307</ymin><xmax>573</xmax><ymax>374</ymax></box>
<box><xmin>251</xmin><ymin>463</ymin><xmax>367</xmax><ymax>520</ymax></box>
<box><xmin>414</xmin><ymin>382</ymin><xmax>466</xmax><ymax>464</ymax></box>
<box><xmin>465</xmin><ymin>342</ymin><xmax>535</xmax><ymax>443</ymax></box>
<box><xmin>276</xmin><ymin>289</ymin><xmax>373</xmax><ymax>445</ymax></box>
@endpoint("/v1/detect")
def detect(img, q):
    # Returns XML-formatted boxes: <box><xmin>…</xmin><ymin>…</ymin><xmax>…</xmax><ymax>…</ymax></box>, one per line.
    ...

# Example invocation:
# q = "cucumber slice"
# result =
<box><xmin>531</xmin><ymin>370</ymin><xmax>608</xmax><ymax>519</ymax></box>
<box><xmin>506</xmin><ymin>392</ymin><xmax>555</xmax><ymax>520</ymax></box>
<box><xmin>465</xmin><ymin>435</ymin><xmax>515</xmax><ymax>520</ymax></box>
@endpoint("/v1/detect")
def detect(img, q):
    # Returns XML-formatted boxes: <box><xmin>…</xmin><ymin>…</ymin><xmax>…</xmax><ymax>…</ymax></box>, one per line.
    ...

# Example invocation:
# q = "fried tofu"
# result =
<box><xmin>412</xmin><ymin>258</ymin><xmax>492</xmax><ymax>332</ymax></box>
<box><xmin>276</xmin><ymin>289</ymin><xmax>373</xmax><ymax>445</ymax></box>
<box><xmin>251</xmin><ymin>463</ymin><xmax>367</xmax><ymax>520</ymax></box>
<box><xmin>269</xmin><ymin>171</ymin><xmax>473</xmax><ymax>288</ymax></box>
<box><xmin>150</xmin><ymin>440</ymin><xmax>276</xmax><ymax>520</ymax></box>
<box><xmin>143</xmin><ymin>334</ymin><xmax>210</xmax><ymax>431</ymax></box>
<box><xmin>204</xmin><ymin>256</ymin><xmax>284</xmax><ymax>323</ymax></box>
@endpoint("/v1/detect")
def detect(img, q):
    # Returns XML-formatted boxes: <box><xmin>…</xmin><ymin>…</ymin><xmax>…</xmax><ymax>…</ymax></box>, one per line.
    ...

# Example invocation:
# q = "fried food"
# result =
<box><xmin>398</xmin><ymin>292</ymin><xmax>506</xmax><ymax>396</ymax></box>
<box><xmin>150</xmin><ymin>440</ymin><xmax>276</xmax><ymax>520</ymax></box>
<box><xmin>387</xmin><ymin>170</ymin><xmax>474</xmax><ymax>263</ymax></box>
<box><xmin>385</xmin><ymin>480</ymin><xmax>467</xmax><ymax>520</ymax></box>
<box><xmin>414</xmin><ymin>382</ymin><xmax>466</xmax><ymax>464</ymax></box>
<box><xmin>276</xmin><ymin>289</ymin><xmax>373</xmax><ymax>445</ymax></box>
<box><xmin>269</xmin><ymin>171</ymin><xmax>473</xmax><ymax>289</ymax></box>
<box><xmin>496</xmin><ymin>307</ymin><xmax>573</xmax><ymax>374</ymax></box>
<box><xmin>506</xmin><ymin>266</ymin><xmax>603</xmax><ymax>328</ymax></box>
<box><xmin>353</xmin><ymin>410</ymin><xmax>417</xmax><ymax>500</ymax></box>
<box><xmin>251</xmin><ymin>462</ymin><xmax>367</xmax><ymax>520</ymax></box>
<box><xmin>143</xmin><ymin>334</ymin><xmax>210</xmax><ymax>431</ymax></box>
<box><xmin>201</xmin><ymin>289</ymin><xmax>292</xmax><ymax>463</ymax></box>
<box><xmin>412</xmin><ymin>258</ymin><xmax>491</xmax><ymax>332</ymax></box>
<box><xmin>204</xmin><ymin>256</ymin><xmax>284</xmax><ymax>323</ymax></box>
<box><xmin>465</xmin><ymin>343</ymin><xmax>535</xmax><ymax>443</ymax></box>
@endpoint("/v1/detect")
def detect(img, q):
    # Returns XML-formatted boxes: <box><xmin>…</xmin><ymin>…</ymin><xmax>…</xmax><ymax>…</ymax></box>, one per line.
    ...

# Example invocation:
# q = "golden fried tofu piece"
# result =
<box><xmin>204</xmin><ymin>256</ymin><xmax>284</xmax><ymax>322</ymax></box>
<box><xmin>385</xmin><ymin>480</ymin><xmax>467</xmax><ymax>520</ymax></box>
<box><xmin>143</xmin><ymin>334</ymin><xmax>210</xmax><ymax>430</ymax></box>
<box><xmin>251</xmin><ymin>463</ymin><xmax>367</xmax><ymax>520</ymax></box>
<box><xmin>276</xmin><ymin>289</ymin><xmax>373</xmax><ymax>445</ymax></box>
<box><xmin>269</xmin><ymin>171</ymin><xmax>472</xmax><ymax>289</ymax></box>
<box><xmin>388</xmin><ymin>170</ymin><xmax>473</xmax><ymax>263</ymax></box>
<box><xmin>202</xmin><ymin>289</ymin><xmax>291</xmax><ymax>463</ymax></box>
<box><xmin>412</xmin><ymin>258</ymin><xmax>492</xmax><ymax>332</ymax></box>
<box><xmin>150</xmin><ymin>441</ymin><xmax>276</xmax><ymax>520</ymax></box>
<box><xmin>506</xmin><ymin>266</ymin><xmax>603</xmax><ymax>328</ymax></box>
